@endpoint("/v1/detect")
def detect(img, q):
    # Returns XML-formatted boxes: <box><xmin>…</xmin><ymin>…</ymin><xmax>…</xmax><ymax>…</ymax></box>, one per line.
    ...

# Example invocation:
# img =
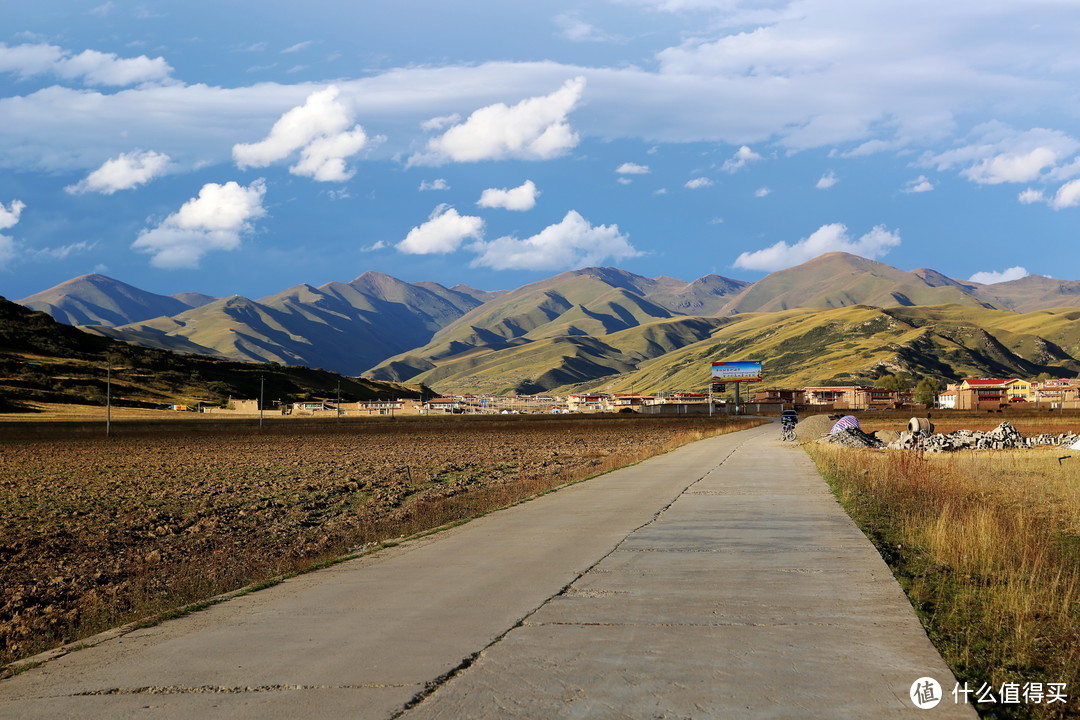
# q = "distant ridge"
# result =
<box><xmin>17</xmin><ymin>274</ymin><xmax>216</xmax><ymax>327</ymax></box>
<box><xmin>16</xmin><ymin>254</ymin><xmax>1080</xmax><ymax>391</ymax></box>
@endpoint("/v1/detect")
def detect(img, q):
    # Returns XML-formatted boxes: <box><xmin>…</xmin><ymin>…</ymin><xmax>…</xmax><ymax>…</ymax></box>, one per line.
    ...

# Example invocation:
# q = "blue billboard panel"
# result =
<box><xmin>711</xmin><ymin>361</ymin><xmax>762</xmax><ymax>383</ymax></box>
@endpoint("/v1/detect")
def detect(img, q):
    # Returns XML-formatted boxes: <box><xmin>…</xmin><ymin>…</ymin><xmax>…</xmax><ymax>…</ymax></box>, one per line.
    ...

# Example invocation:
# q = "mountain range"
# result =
<box><xmin>16</xmin><ymin>252</ymin><xmax>1080</xmax><ymax>394</ymax></box>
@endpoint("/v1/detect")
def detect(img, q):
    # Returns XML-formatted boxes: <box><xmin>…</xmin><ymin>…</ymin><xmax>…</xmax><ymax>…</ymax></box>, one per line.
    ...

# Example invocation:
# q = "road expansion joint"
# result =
<box><xmin>524</xmin><ymin>620</ymin><xmax>847</xmax><ymax>629</ymax></box>
<box><xmin>391</xmin><ymin>432</ymin><xmax>755</xmax><ymax>717</ymax></box>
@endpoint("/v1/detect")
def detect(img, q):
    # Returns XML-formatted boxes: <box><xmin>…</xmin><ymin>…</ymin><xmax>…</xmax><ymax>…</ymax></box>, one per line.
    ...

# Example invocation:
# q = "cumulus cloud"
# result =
<box><xmin>410</xmin><ymin>77</ymin><xmax>586</xmax><ymax>165</ymax></box>
<box><xmin>1015</xmin><ymin>179</ymin><xmax>1080</xmax><ymax>209</ymax></box>
<box><xmin>903</xmin><ymin>175</ymin><xmax>934</xmax><ymax>193</ymax></box>
<box><xmin>816</xmin><ymin>170</ymin><xmax>838</xmax><ymax>189</ymax></box>
<box><xmin>396</xmin><ymin>205</ymin><xmax>484</xmax><ymax>255</ymax></box>
<box><xmin>722</xmin><ymin>145</ymin><xmax>762</xmax><ymax>173</ymax></box>
<box><xmin>1050</xmin><ymin>179</ymin><xmax>1080</xmax><ymax>209</ymax></box>
<box><xmin>616</xmin><ymin>162</ymin><xmax>650</xmax><ymax>174</ymax></box>
<box><xmin>66</xmin><ymin>150</ymin><xmax>170</xmax><ymax>195</ymax></box>
<box><xmin>471</xmin><ymin>210</ymin><xmax>641</xmax><ymax>271</ymax></box>
<box><xmin>419</xmin><ymin>178</ymin><xmax>450</xmax><ymax>191</ymax></box>
<box><xmin>0</xmin><ymin>199</ymin><xmax>25</xmax><ymax>230</ymax></box>
<box><xmin>968</xmin><ymin>266</ymin><xmax>1029</xmax><ymax>284</ymax></box>
<box><xmin>924</xmin><ymin>124</ymin><xmax>1080</xmax><ymax>185</ymax></box>
<box><xmin>477</xmin><ymin>180</ymin><xmax>539</xmax><ymax>211</ymax></box>
<box><xmin>0</xmin><ymin>42</ymin><xmax>172</xmax><ymax>86</ymax></box>
<box><xmin>733</xmin><ymin>223</ymin><xmax>901</xmax><ymax>272</ymax></box>
<box><xmin>132</xmin><ymin>179</ymin><xmax>267</xmax><ymax>268</ymax></box>
<box><xmin>685</xmin><ymin>177</ymin><xmax>713</xmax><ymax>189</ymax></box>
<box><xmin>233</xmin><ymin>85</ymin><xmax>368</xmax><ymax>181</ymax></box>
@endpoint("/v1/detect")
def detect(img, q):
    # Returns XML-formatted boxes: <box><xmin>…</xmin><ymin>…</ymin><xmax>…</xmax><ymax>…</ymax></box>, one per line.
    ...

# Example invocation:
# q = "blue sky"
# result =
<box><xmin>2</xmin><ymin>0</ymin><xmax>1080</xmax><ymax>300</ymax></box>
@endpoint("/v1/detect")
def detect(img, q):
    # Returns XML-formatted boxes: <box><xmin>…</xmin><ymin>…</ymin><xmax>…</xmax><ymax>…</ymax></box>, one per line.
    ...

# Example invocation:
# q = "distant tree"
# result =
<box><xmin>914</xmin><ymin>377</ymin><xmax>942</xmax><ymax>406</ymax></box>
<box><xmin>875</xmin><ymin>373</ymin><xmax>912</xmax><ymax>391</ymax></box>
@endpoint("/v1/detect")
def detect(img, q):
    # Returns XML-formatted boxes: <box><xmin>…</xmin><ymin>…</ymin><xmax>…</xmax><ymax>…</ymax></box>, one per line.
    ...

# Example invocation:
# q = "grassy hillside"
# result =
<box><xmin>367</xmin><ymin>268</ymin><xmax>733</xmax><ymax>383</ymax></box>
<box><xmin>0</xmin><ymin>298</ymin><xmax>421</xmax><ymax>413</ymax></box>
<box><xmin>587</xmin><ymin>304</ymin><xmax>1080</xmax><ymax>395</ymax></box>
<box><xmin>400</xmin><ymin>303</ymin><xmax>1079</xmax><ymax>396</ymax></box>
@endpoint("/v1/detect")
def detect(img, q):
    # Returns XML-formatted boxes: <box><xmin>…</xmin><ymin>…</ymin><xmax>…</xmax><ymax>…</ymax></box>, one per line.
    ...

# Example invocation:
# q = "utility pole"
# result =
<box><xmin>106</xmin><ymin>357</ymin><xmax>112</xmax><ymax>437</ymax></box>
<box><xmin>259</xmin><ymin>375</ymin><xmax>264</xmax><ymax>430</ymax></box>
<box><xmin>336</xmin><ymin>380</ymin><xmax>342</xmax><ymax>421</ymax></box>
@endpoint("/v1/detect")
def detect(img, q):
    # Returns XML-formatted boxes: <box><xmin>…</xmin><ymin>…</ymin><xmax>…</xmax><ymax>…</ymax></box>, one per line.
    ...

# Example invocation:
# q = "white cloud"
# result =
<box><xmin>924</xmin><ymin>125</ymin><xmax>1080</xmax><ymax>185</ymax></box>
<box><xmin>903</xmin><ymin>175</ymin><xmax>935</xmax><ymax>193</ymax></box>
<box><xmin>617</xmin><ymin>177</ymin><xmax>633</xmax><ymax>185</ymax></box>
<box><xmin>233</xmin><ymin>85</ymin><xmax>368</xmax><ymax>181</ymax></box>
<box><xmin>410</xmin><ymin>77</ymin><xmax>586</xmax><ymax>165</ymax></box>
<box><xmin>1050</xmin><ymin>179</ymin><xmax>1080</xmax><ymax>209</ymax></box>
<box><xmin>419</xmin><ymin>178</ymin><xmax>450</xmax><ymax>191</ymax></box>
<box><xmin>0</xmin><ymin>42</ymin><xmax>172</xmax><ymax>86</ymax></box>
<box><xmin>1015</xmin><ymin>179</ymin><xmax>1080</xmax><ymax>209</ymax></box>
<box><xmin>754</xmin><ymin>186</ymin><xmax>771</xmax><ymax>197</ymax></box>
<box><xmin>0</xmin><ymin>199</ymin><xmax>25</xmax><ymax>230</ymax></box>
<box><xmin>722</xmin><ymin>145</ymin><xmax>762</xmax><ymax>173</ymax></box>
<box><xmin>361</xmin><ymin>240</ymin><xmax>387</xmax><ymax>252</ymax></box>
<box><xmin>734</xmin><ymin>223</ymin><xmax>901</xmax><ymax>272</ymax></box>
<box><xmin>0</xmin><ymin>199</ymin><xmax>25</xmax><ymax>267</ymax></box>
<box><xmin>815</xmin><ymin>170</ymin><xmax>838</xmax><ymax>189</ymax></box>
<box><xmin>968</xmin><ymin>266</ymin><xmax>1029</xmax><ymax>284</ymax></box>
<box><xmin>477</xmin><ymin>180</ymin><xmax>539</xmax><ymax>211</ymax></box>
<box><xmin>616</xmin><ymin>162</ymin><xmax>650</xmax><ymax>174</ymax></box>
<box><xmin>471</xmin><ymin>210</ymin><xmax>641</xmax><ymax>271</ymax></box>
<box><xmin>685</xmin><ymin>177</ymin><xmax>713</xmax><ymax>189</ymax></box>
<box><xmin>396</xmin><ymin>205</ymin><xmax>484</xmax><ymax>255</ymax></box>
<box><xmin>66</xmin><ymin>150</ymin><xmax>170</xmax><ymax>194</ymax></box>
<box><xmin>963</xmin><ymin>147</ymin><xmax>1060</xmax><ymax>185</ymax></box>
<box><xmin>132</xmin><ymin>179</ymin><xmax>267</xmax><ymax>268</ymax></box>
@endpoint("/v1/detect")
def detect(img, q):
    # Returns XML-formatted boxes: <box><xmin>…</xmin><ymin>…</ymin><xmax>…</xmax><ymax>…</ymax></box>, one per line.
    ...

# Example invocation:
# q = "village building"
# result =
<box><xmin>751</xmin><ymin>388</ymin><xmax>805</xmax><ymax>406</ymax></box>
<box><xmin>567</xmin><ymin>393</ymin><xmax>611</xmax><ymax>412</ymax></box>
<box><xmin>802</xmin><ymin>386</ymin><xmax>911</xmax><ymax>410</ymax></box>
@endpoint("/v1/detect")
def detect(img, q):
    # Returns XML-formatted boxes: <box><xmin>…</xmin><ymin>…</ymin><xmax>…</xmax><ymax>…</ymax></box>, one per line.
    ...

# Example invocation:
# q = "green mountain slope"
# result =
<box><xmin>0</xmin><ymin>298</ymin><xmax>420</xmax><ymax>412</ymax></box>
<box><xmin>96</xmin><ymin>272</ymin><xmax>484</xmax><ymax>375</ymax></box>
<box><xmin>718</xmin><ymin>253</ymin><xmax>1004</xmax><ymax>314</ymax></box>
<box><xmin>367</xmin><ymin>267</ymin><xmax>745</xmax><ymax>382</ymax></box>
<box><xmin>588</xmin><ymin>304</ymin><xmax>1080</xmax><ymax>395</ymax></box>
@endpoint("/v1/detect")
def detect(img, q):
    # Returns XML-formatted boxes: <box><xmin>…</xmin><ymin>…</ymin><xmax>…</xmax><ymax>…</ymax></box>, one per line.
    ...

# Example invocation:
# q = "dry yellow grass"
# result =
<box><xmin>808</xmin><ymin>445</ymin><xmax>1079</xmax><ymax>719</ymax></box>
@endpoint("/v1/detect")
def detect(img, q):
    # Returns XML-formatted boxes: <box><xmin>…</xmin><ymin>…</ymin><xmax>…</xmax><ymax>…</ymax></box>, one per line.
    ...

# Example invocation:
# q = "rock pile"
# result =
<box><xmin>886</xmin><ymin>422</ymin><xmax>1080</xmax><ymax>452</ymax></box>
<box><xmin>817</xmin><ymin>428</ymin><xmax>885</xmax><ymax>448</ymax></box>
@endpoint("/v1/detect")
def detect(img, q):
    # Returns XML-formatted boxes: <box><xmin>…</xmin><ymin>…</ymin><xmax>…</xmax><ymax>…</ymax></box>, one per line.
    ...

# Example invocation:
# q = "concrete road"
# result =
<box><xmin>1</xmin><ymin>424</ymin><xmax>974</xmax><ymax>719</ymax></box>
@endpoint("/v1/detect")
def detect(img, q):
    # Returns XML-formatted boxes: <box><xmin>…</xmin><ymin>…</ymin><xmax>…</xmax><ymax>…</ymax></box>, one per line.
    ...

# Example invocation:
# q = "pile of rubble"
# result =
<box><xmin>886</xmin><ymin>422</ymin><xmax>1080</xmax><ymax>452</ymax></box>
<box><xmin>817</xmin><ymin>427</ymin><xmax>884</xmax><ymax>448</ymax></box>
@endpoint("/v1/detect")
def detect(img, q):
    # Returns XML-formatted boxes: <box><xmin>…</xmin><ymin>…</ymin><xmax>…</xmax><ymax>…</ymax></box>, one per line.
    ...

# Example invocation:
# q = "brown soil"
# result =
<box><xmin>1</xmin><ymin>414</ymin><xmax>759</xmax><ymax>666</ymax></box>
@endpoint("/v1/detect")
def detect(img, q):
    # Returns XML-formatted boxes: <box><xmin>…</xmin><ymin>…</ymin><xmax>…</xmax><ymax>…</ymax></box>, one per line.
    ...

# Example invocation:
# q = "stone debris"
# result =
<box><xmin>817</xmin><ymin>428</ymin><xmax>884</xmax><ymax>449</ymax></box>
<box><xmin>885</xmin><ymin>422</ymin><xmax>1080</xmax><ymax>453</ymax></box>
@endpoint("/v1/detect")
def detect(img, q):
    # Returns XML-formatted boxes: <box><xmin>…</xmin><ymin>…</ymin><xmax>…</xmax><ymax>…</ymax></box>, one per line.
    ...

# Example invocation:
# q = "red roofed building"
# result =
<box><xmin>955</xmin><ymin>379</ymin><xmax>1016</xmax><ymax>409</ymax></box>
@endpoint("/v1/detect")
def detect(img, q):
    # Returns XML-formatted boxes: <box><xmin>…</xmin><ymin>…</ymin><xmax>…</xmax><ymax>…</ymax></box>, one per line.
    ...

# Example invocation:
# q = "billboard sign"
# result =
<box><xmin>711</xmin><ymin>361</ymin><xmax>762</xmax><ymax>384</ymax></box>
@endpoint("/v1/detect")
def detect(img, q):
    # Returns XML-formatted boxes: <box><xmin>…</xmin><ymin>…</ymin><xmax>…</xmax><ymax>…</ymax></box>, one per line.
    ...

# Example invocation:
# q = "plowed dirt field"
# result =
<box><xmin>1</xmin><ymin>415</ymin><xmax>758</xmax><ymax>667</ymax></box>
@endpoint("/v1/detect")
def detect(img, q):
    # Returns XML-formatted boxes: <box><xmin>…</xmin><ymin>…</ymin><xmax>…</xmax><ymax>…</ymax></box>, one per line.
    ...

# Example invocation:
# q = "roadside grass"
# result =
<box><xmin>807</xmin><ymin>445</ymin><xmax>1079</xmax><ymax>719</ymax></box>
<box><xmin>1</xmin><ymin>415</ymin><xmax>763</xmax><ymax>671</ymax></box>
